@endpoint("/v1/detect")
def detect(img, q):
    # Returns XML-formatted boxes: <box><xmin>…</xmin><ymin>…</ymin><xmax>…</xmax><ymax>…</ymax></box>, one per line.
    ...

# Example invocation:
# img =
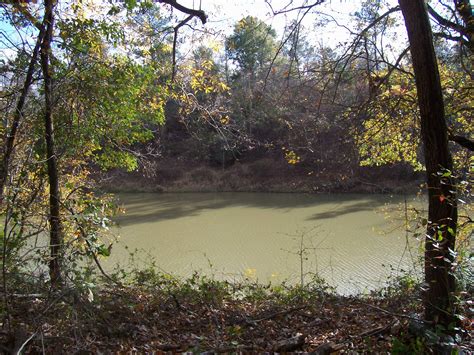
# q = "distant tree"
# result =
<box><xmin>173</xmin><ymin>46</ymin><xmax>236</xmax><ymax>165</ymax></box>
<box><xmin>280</xmin><ymin>21</ymin><xmax>315</xmax><ymax>78</ymax></box>
<box><xmin>125</xmin><ymin>3</ymin><xmax>173</xmax><ymax>78</ymax></box>
<box><xmin>225</xmin><ymin>16</ymin><xmax>277</xmax><ymax>75</ymax></box>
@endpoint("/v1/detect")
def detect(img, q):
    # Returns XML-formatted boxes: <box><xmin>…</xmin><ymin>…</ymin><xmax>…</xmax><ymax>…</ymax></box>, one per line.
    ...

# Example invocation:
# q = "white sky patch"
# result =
<box><xmin>174</xmin><ymin>0</ymin><xmax>405</xmax><ymax>63</ymax></box>
<box><xmin>0</xmin><ymin>0</ymin><xmax>407</xmax><ymax>65</ymax></box>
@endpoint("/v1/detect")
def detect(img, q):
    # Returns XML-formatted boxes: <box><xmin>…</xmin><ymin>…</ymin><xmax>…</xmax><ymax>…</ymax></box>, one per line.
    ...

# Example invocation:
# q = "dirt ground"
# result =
<box><xmin>3</xmin><ymin>276</ymin><xmax>472</xmax><ymax>353</ymax></box>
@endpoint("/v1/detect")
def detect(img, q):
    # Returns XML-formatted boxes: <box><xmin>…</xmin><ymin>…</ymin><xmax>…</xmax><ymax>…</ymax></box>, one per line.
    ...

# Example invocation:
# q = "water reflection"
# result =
<box><xmin>108</xmin><ymin>193</ymin><xmax>422</xmax><ymax>294</ymax></box>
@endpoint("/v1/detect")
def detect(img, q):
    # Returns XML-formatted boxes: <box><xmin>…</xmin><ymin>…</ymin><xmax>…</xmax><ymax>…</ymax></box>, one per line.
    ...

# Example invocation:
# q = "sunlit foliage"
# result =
<box><xmin>354</xmin><ymin>66</ymin><xmax>473</xmax><ymax>170</ymax></box>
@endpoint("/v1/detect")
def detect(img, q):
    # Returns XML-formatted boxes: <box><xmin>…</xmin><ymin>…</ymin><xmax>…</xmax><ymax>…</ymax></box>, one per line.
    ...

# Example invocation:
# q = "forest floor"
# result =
<box><xmin>3</xmin><ymin>272</ymin><xmax>473</xmax><ymax>353</ymax></box>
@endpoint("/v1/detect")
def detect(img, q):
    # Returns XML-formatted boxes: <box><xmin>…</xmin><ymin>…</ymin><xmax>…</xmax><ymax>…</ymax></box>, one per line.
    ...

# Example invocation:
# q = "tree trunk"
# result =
<box><xmin>399</xmin><ymin>0</ymin><xmax>458</xmax><ymax>328</ymax></box>
<box><xmin>0</xmin><ymin>23</ymin><xmax>46</xmax><ymax>199</ymax></box>
<box><xmin>40</xmin><ymin>0</ymin><xmax>63</xmax><ymax>287</ymax></box>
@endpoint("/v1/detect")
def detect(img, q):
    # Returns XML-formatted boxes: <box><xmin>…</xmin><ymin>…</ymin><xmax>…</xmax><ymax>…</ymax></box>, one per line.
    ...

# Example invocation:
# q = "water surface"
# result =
<box><xmin>109</xmin><ymin>193</ymin><xmax>421</xmax><ymax>294</ymax></box>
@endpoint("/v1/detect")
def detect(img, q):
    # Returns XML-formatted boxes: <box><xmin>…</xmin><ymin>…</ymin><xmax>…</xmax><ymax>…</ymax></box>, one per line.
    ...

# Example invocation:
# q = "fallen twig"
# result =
<box><xmin>244</xmin><ymin>305</ymin><xmax>307</xmax><ymax>324</ymax></box>
<box><xmin>356</xmin><ymin>300</ymin><xmax>430</xmax><ymax>324</ymax></box>
<box><xmin>357</xmin><ymin>322</ymin><xmax>393</xmax><ymax>338</ymax></box>
<box><xmin>6</xmin><ymin>293</ymin><xmax>44</xmax><ymax>298</ymax></box>
<box><xmin>15</xmin><ymin>331</ymin><xmax>37</xmax><ymax>355</ymax></box>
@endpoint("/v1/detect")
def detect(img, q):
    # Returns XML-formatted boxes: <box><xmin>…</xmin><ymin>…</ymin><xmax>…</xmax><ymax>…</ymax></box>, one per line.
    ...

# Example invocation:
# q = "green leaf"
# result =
<box><xmin>125</xmin><ymin>0</ymin><xmax>137</xmax><ymax>11</ymax></box>
<box><xmin>437</xmin><ymin>230</ymin><xmax>443</xmax><ymax>241</ymax></box>
<box><xmin>97</xmin><ymin>244</ymin><xmax>111</xmax><ymax>257</ymax></box>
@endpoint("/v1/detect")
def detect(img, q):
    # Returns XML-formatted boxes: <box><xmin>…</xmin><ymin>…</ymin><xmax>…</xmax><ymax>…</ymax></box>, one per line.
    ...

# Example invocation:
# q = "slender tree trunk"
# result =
<box><xmin>0</xmin><ymin>23</ymin><xmax>46</xmax><ymax>199</ymax></box>
<box><xmin>40</xmin><ymin>0</ymin><xmax>62</xmax><ymax>287</ymax></box>
<box><xmin>399</xmin><ymin>0</ymin><xmax>458</xmax><ymax>328</ymax></box>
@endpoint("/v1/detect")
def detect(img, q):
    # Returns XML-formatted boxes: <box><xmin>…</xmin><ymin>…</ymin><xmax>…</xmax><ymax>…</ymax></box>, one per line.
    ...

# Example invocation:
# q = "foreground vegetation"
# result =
<box><xmin>3</xmin><ymin>267</ymin><xmax>472</xmax><ymax>353</ymax></box>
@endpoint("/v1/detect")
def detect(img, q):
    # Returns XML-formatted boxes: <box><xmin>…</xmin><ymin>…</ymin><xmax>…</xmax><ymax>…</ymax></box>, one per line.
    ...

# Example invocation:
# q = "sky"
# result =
<box><xmin>171</xmin><ymin>0</ymin><xmax>404</xmax><ymax>62</ymax></box>
<box><xmin>0</xmin><ymin>0</ymin><xmax>405</xmax><ymax>62</ymax></box>
<box><xmin>179</xmin><ymin>0</ymin><xmax>372</xmax><ymax>40</ymax></box>
<box><xmin>183</xmin><ymin>0</ymin><xmax>369</xmax><ymax>28</ymax></box>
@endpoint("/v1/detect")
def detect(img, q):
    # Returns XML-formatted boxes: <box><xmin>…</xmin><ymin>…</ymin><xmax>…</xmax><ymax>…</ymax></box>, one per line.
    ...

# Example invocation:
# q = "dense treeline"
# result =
<box><xmin>0</xmin><ymin>0</ymin><xmax>472</xmax><ymax>352</ymax></box>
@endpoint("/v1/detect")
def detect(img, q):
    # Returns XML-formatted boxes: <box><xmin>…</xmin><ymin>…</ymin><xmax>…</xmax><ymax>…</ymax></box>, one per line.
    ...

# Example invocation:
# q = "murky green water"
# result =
<box><xmin>108</xmin><ymin>193</ymin><xmax>422</xmax><ymax>294</ymax></box>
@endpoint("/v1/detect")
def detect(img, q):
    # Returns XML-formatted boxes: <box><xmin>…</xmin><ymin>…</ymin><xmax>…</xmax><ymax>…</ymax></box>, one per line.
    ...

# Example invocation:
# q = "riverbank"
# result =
<box><xmin>96</xmin><ymin>157</ymin><xmax>423</xmax><ymax>194</ymax></box>
<box><xmin>4</xmin><ymin>270</ymin><xmax>472</xmax><ymax>353</ymax></box>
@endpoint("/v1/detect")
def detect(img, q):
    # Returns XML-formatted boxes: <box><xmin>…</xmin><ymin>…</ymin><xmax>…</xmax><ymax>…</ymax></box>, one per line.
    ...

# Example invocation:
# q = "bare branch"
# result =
<box><xmin>0</xmin><ymin>15</ymin><xmax>46</xmax><ymax>199</ymax></box>
<box><xmin>171</xmin><ymin>14</ymin><xmax>193</xmax><ymax>82</ymax></box>
<box><xmin>158</xmin><ymin>0</ymin><xmax>207</xmax><ymax>24</ymax></box>
<box><xmin>427</xmin><ymin>4</ymin><xmax>466</xmax><ymax>36</ymax></box>
<box><xmin>265</xmin><ymin>0</ymin><xmax>326</xmax><ymax>16</ymax></box>
<box><xmin>262</xmin><ymin>7</ymin><xmax>313</xmax><ymax>92</ymax></box>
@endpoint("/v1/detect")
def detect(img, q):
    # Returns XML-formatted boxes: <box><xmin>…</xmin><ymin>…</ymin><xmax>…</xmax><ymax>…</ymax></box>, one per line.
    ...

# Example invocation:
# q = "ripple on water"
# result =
<box><xmin>108</xmin><ymin>192</ymin><xmax>422</xmax><ymax>294</ymax></box>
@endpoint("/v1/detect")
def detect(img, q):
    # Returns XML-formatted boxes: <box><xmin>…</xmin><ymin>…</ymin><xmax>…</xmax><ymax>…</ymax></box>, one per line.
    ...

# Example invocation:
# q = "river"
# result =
<box><xmin>108</xmin><ymin>192</ymin><xmax>422</xmax><ymax>294</ymax></box>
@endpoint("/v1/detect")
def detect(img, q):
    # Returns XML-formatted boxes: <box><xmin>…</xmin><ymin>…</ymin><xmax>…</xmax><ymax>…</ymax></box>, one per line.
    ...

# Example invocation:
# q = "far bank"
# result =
<box><xmin>96</xmin><ymin>156</ymin><xmax>423</xmax><ymax>195</ymax></box>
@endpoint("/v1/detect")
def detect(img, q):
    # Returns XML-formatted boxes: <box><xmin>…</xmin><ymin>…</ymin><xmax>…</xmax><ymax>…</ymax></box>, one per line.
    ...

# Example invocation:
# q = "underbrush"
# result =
<box><xmin>1</xmin><ymin>263</ymin><xmax>472</xmax><ymax>353</ymax></box>
<box><xmin>98</xmin><ymin>156</ymin><xmax>422</xmax><ymax>194</ymax></box>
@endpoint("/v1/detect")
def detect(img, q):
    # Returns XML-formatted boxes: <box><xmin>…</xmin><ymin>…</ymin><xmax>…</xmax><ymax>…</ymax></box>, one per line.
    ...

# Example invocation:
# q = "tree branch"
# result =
<box><xmin>433</xmin><ymin>31</ymin><xmax>466</xmax><ymax>44</ymax></box>
<box><xmin>449</xmin><ymin>134</ymin><xmax>474</xmax><ymax>151</ymax></box>
<box><xmin>171</xmin><ymin>14</ymin><xmax>193</xmax><ymax>82</ymax></box>
<box><xmin>265</xmin><ymin>0</ymin><xmax>325</xmax><ymax>16</ymax></box>
<box><xmin>156</xmin><ymin>0</ymin><xmax>207</xmax><ymax>82</ymax></box>
<box><xmin>427</xmin><ymin>4</ymin><xmax>466</xmax><ymax>36</ymax></box>
<box><xmin>455</xmin><ymin>0</ymin><xmax>474</xmax><ymax>45</ymax></box>
<box><xmin>158</xmin><ymin>0</ymin><xmax>207</xmax><ymax>24</ymax></box>
<box><xmin>1</xmin><ymin>1</ymin><xmax>42</xmax><ymax>30</ymax></box>
<box><xmin>0</xmin><ymin>20</ymin><xmax>46</xmax><ymax>199</ymax></box>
